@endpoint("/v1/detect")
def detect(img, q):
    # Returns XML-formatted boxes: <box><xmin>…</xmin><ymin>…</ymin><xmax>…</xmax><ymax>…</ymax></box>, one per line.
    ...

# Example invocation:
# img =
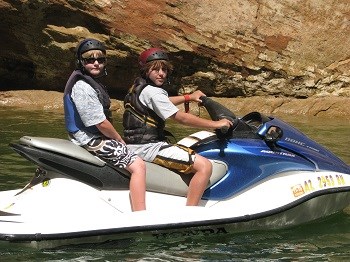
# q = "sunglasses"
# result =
<box><xmin>83</xmin><ymin>57</ymin><xmax>107</xmax><ymax>64</ymax></box>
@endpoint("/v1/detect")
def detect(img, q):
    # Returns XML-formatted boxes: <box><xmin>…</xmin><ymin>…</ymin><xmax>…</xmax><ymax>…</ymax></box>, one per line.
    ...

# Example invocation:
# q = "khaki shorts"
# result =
<box><xmin>152</xmin><ymin>143</ymin><xmax>196</xmax><ymax>174</ymax></box>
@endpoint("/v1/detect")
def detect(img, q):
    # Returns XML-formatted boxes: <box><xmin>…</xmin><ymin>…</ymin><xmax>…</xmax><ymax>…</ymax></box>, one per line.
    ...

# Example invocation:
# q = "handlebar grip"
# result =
<box><xmin>220</xmin><ymin>125</ymin><xmax>229</xmax><ymax>134</ymax></box>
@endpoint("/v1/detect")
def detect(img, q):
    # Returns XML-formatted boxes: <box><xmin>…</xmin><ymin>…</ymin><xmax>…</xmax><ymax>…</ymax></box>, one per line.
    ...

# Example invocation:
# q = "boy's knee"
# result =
<box><xmin>136</xmin><ymin>158</ymin><xmax>146</xmax><ymax>169</ymax></box>
<box><xmin>194</xmin><ymin>155</ymin><xmax>212</xmax><ymax>173</ymax></box>
<box><xmin>205</xmin><ymin>159</ymin><xmax>213</xmax><ymax>173</ymax></box>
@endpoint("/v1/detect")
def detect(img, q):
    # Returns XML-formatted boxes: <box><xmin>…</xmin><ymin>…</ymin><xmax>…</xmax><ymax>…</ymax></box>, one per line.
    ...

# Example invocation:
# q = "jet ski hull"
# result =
<box><xmin>0</xmin><ymin>169</ymin><xmax>349</xmax><ymax>249</ymax></box>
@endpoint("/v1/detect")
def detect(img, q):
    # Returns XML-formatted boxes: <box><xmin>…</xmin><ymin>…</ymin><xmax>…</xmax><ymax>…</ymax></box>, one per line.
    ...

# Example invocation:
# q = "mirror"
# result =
<box><xmin>264</xmin><ymin>126</ymin><xmax>283</xmax><ymax>143</ymax></box>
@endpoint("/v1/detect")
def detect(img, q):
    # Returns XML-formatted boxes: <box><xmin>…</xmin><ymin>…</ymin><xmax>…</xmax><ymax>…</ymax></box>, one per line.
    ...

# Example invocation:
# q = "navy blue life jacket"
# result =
<box><xmin>63</xmin><ymin>70</ymin><xmax>111</xmax><ymax>134</ymax></box>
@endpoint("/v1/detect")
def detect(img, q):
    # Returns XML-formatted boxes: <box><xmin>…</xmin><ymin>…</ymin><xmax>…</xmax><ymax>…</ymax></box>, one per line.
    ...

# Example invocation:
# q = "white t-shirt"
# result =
<box><xmin>126</xmin><ymin>85</ymin><xmax>179</xmax><ymax>161</ymax></box>
<box><xmin>70</xmin><ymin>80</ymin><xmax>106</xmax><ymax>145</ymax></box>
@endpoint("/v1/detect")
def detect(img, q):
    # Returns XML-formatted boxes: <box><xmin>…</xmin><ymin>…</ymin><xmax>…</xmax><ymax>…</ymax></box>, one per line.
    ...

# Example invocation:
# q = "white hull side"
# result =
<box><xmin>0</xmin><ymin>170</ymin><xmax>349</xmax><ymax>249</ymax></box>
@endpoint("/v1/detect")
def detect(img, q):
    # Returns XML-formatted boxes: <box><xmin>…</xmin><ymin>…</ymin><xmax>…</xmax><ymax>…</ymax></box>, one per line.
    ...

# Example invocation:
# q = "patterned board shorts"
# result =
<box><xmin>84</xmin><ymin>137</ymin><xmax>138</xmax><ymax>169</ymax></box>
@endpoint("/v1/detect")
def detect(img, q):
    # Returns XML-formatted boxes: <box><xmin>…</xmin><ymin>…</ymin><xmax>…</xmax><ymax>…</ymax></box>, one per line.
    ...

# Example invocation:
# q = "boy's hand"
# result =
<box><xmin>190</xmin><ymin>90</ymin><xmax>206</xmax><ymax>103</ymax></box>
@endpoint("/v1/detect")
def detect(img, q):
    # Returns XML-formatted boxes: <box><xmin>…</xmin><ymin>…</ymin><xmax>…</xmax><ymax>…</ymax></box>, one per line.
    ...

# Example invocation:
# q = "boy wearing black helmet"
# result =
<box><xmin>64</xmin><ymin>38</ymin><xmax>146</xmax><ymax>211</ymax></box>
<box><xmin>123</xmin><ymin>48</ymin><xmax>232</xmax><ymax>206</ymax></box>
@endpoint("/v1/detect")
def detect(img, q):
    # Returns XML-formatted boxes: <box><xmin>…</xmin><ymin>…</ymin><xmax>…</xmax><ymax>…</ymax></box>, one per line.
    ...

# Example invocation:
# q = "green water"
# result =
<box><xmin>0</xmin><ymin>106</ymin><xmax>349</xmax><ymax>261</ymax></box>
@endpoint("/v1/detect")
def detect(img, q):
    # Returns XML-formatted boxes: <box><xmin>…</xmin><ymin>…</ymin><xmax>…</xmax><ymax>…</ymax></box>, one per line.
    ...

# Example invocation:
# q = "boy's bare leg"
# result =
<box><xmin>186</xmin><ymin>154</ymin><xmax>212</xmax><ymax>206</ymax></box>
<box><xmin>127</xmin><ymin>157</ymin><xmax>146</xmax><ymax>211</ymax></box>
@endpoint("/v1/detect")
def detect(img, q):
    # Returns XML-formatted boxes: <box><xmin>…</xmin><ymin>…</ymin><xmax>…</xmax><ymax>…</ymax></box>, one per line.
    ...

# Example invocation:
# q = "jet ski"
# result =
<box><xmin>0</xmin><ymin>97</ymin><xmax>349</xmax><ymax>249</ymax></box>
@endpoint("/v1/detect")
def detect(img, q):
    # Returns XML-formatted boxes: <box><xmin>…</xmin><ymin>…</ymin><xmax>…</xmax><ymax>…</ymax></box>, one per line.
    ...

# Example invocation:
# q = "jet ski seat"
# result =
<box><xmin>16</xmin><ymin>136</ymin><xmax>227</xmax><ymax>197</ymax></box>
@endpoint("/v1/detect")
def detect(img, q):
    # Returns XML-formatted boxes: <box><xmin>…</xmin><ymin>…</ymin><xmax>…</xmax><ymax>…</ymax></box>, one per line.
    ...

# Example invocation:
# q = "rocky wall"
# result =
<box><xmin>0</xmin><ymin>0</ymin><xmax>349</xmax><ymax>98</ymax></box>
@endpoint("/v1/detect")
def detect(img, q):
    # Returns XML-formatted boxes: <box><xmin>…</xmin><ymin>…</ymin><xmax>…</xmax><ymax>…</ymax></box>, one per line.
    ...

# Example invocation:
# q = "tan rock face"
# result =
<box><xmin>0</xmin><ymin>0</ymin><xmax>349</xmax><ymax>98</ymax></box>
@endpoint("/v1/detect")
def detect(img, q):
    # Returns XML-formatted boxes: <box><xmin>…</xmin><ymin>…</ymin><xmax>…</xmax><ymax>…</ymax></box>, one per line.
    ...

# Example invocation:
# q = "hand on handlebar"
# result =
<box><xmin>217</xmin><ymin>118</ymin><xmax>233</xmax><ymax>134</ymax></box>
<box><xmin>216</xmin><ymin>118</ymin><xmax>233</xmax><ymax>128</ymax></box>
<box><xmin>216</xmin><ymin>118</ymin><xmax>234</xmax><ymax>134</ymax></box>
<box><xmin>190</xmin><ymin>90</ymin><xmax>207</xmax><ymax>103</ymax></box>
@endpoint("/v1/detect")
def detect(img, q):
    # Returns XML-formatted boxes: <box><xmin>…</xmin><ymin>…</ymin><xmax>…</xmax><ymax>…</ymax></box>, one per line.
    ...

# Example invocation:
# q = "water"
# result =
<box><xmin>0</xmin><ymin>106</ymin><xmax>349</xmax><ymax>261</ymax></box>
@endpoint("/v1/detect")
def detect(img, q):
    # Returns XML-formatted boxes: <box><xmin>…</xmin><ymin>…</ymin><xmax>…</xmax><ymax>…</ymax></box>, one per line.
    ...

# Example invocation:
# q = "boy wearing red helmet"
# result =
<box><xmin>123</xmin><ymin>48</ymin><xmax>232</xmax><ymax>206</ymax></box>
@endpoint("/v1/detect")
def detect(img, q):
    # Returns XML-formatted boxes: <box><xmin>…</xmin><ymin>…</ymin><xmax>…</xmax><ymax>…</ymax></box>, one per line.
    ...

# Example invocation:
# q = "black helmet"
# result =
<box><xmin>75</xmin><ymin>38</ymin><xmax>106</xmax><ymax>69</ymax></box>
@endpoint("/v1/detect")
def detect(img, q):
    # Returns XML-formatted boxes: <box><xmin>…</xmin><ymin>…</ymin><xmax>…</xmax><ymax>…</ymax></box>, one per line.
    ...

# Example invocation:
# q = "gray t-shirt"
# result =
<box><xmin>70</xmin><ymin>80</ymin><xmax>106</xmax><ymax>145</ymax></box>
<box><xmin>126</xmin><ymin>85</ymin><xmax>179</xmax><ymax>161</ymax></box>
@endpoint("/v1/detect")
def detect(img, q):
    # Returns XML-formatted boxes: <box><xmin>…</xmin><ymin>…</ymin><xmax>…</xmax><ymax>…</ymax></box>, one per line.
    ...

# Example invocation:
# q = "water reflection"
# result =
<box><xmin>1</xmin><ymin>213</ymin><xmax>348</xmax><ymax>261</ymax></box>
<box><xmin>0</xmin><ymin>107</ymin><xmax>66</xmax><ymax>190</ymax></box>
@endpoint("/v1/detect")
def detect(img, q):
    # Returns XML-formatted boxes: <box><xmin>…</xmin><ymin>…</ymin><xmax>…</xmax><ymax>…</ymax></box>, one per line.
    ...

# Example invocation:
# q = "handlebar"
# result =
<box><xmin>199</xmin><ymin>96</ymin><xmax>237</xmax><ymax>136</ymax></box>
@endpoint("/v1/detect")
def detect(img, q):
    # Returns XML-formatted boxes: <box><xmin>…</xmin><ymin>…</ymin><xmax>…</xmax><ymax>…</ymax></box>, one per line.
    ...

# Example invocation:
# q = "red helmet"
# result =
<box><xmin>139</xmin><ymin>48</ymin><xmax>169</xmax><ymax>67</ymax></box>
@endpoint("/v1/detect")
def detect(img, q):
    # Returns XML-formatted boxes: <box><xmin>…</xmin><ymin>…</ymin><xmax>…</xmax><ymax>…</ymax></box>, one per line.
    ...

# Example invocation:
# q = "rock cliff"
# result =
<box><xmin>1</xmin><ymin>0</ymin><xmax>350</xmax><ymax>98</ymax></box>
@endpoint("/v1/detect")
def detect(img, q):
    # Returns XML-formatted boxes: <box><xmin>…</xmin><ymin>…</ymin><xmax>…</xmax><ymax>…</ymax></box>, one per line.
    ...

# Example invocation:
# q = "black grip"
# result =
<box><xmin>220</xmin><ymin>125</ymin><xmax>229</xmax><ymax>134</ymax></box>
